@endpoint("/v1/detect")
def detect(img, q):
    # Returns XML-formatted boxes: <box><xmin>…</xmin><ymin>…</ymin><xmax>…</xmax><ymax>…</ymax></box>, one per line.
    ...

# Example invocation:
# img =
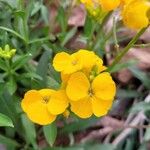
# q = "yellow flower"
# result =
<box><xmin>66</xmin><ymin>72</ymin><xmax>116</xmax><ymax>118</ymax></box>
<box><xmin>21</xmin><ymin>89</ymin><xmax>68</xmax><ymax>125</ymax></box>
<box><xmin>53</xmin><ymin>49</ymin><xmax>103</xmax><ymax>74</ymax></box>
<box><xmin>80</xmin><ymin>0</ymin><xmax>94</xmax><ymax>6</ymax></box>
<box><xmin>121</xmin><ymin>0</ymin><xmax>133</xmax><ymax>5</ymax></box>
<box><xmin>122</xmin><ymin>0</ymin><xmax>150</xmax><ymax>29</ymax></box>
<box><xmin>99</xmin><ymin>0</ymin><xmax>121</xmax><ymax>11</ymax></box>
<box><xmin>53</xmin><ymin>52</ymin><xmax>82</xmax><ymax>74</ymax></box>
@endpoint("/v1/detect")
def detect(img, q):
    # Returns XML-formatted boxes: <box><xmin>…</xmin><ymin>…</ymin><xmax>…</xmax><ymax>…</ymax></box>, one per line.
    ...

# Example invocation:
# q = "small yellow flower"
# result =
<box><xmin>122</xmin><ymin>0</ymin><xmax>150</xmax><ymax>29</ymax></box>
<box><xmin>53</xmin><ymin>49</ymin><xmax>103</xmax><ymax>74</ymax></box>
<box><xmin>53</xmin><ymin>52</ymin><xmax>82</xmax><ymax>74</ymax></box>
<box><xmin>99</xmin><ymin>0</ymin><xmax>121</xmax><ymax>11</ymax></box>
<box><xmin>66</xmin><ymin>72</ymin><xmax>116</xmax><ymax>118</ymax></box>
<box><xmin>21</xmin><ymin>89</ymin><xmax>68</xmax><ymax>125</ymax></box>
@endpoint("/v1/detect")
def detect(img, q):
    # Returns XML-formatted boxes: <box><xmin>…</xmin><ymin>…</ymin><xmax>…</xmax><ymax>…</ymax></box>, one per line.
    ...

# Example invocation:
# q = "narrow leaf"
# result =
<box><xmin>0</xmin><ymin>113</ymin><xmax>14</xmax><ymax>127</ymax></box>
<box><xmin>43</xmin><ymin>122</ymin><xmax>57</xmax><ymax>146</ymax></box>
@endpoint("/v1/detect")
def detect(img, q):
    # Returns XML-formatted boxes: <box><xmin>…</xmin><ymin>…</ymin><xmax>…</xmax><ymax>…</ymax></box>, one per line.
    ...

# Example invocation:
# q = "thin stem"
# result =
<box><xmin>28</xmin><ymin>37</ymin><xmax>51</xmax><ymax>44</ymax></box>
<box><xmin>134</xmin><ymin>43</ymin><xmax>150</xmax><ymax>48</ymax></box>
<box><xmin>113</xmin><ymin>17</ymin><xmax>119</xmax><ymax>52</ymax></box>
<box><xmin>0</xmin><ymin>26</ymin><xmax>26</xmax><ymax>43</ymax></box>
<box><xmin>108</xmin><ymin>27</ymin><xmax>147</xmax><ymax>72</ymax></box>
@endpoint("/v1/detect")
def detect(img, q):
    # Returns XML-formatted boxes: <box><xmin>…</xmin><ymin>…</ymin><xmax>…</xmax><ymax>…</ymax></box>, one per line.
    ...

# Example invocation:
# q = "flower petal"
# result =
<box><xmin>21</xmin><ymin>89</ymin><xmax>56</xmax><ymax>125</ymax></box>
<box><xmin>39</xmin><ymin>89</ymin><xmax>55</xmax><ymax>97</ymax></box>
<box><xmin>92</xmin><ymin>97</ymin><xmax>113</xmax><ymax>117</ymax></box>
<box><xmin>100</xmin><ymin>0</ymin><xmax>120</xmax><ymax>11</ymax></box>
<box><xmin>92</xmin><ymin>72</ymin><xmax>116</xmax><ymax>100</ymax></box>
<box><xmin>66</xmin><ymin>72</ymin><xmax>90</xmax><ymax>101</ymax></box>
<box><xmin>70</xmin><ymin>97</ymin><xmax>92</xmax><ymax>118</ymax></box>
<box><xmin>27</xmin><ymin>101</ymin><xmax>56</xmax><ymax>125</ymax></box>
<box><xmin>21</xmin><ymin>90</ymin><xmax>41</xmax><ymax>112</ymax></box>
<box><xmin>53</xmin><ymin>52</ymin><xmax>71</xmax><ymax>72</ymax></box>
<box><xmin>47</xmin><ymin>90</ymin><xmax>69</xmax><ymax>115</ymax></box>
<box><xmin>122</xmin><ymin>0</ymin><xmax>150</xmax><ymax>29</ymax></box>
<box><xmin>77</xmin><ymin>49</ymin><xmax>98</xmax><ymax>69</ymax></box>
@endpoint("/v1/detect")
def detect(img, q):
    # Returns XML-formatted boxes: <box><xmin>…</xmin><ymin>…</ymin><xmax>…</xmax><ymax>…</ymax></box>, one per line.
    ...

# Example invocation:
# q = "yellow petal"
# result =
<box><xmin>92</xmin><ymin>72</ymin><xmax>116</xmax><ymax>100</ymax></box>
<box><xmin>60</xmin><ymin>73</ymin><xmax>71</xmax><ymax>89</ymax></box>
<box><xmin>92</xmin><ymin>97</ymin><xmax>113</xmax><ymax>117</ymax></box>
<box><xmin>53</xmin><ymin>52</ymin><xmax>71</xmax><ymax>72</ymax></box>
<box><xmin>66</xmin><ymin>72</ymin><xmax>90</xmax><ymax>101</ymax></box>
<box><xmin>27</xmin><ymin>101</ymin><xmax>56</xmax><ymax>125</ymax></box>
<box><xmin>70</xmin><ymin>97</ymin><xmax>93</xmax><ymax>118</ymax></box>
<box><xmin>61</xmin><ymin>72</ymin><xmax>70</xmax><ymax>83</ymax></box>
<box><xmin>77</xmin><ymin>49</ymin><xmax>99</xmax><ymax>69</ymax></box>
<box><xmin>39</xmin><ymin>89</ymin><xmax>55</xmax><ymax>97</ymax></box>
<box><xmin>21</xmin><ymin>90</ymin><xmax>56</xmax><ymax>125</ymax></box>
<box><xmin>122</xmin><ymin>0</ymin><xmax>150</xmax><ymax>29</ymax></box>
<box><xmin>21</xmin><ymin>90</ymin><xmax>41</xmax><ymax>112</ymax></box>
<box><xmin>99</xmin><ymin>0</ymin><xmax>121</xmax><ymax>11</ymax></box>
<box><xmin>63</xmin><ymin>52</ymin><xmax>82</xmax><ymax>74</ymax></box>
<box><xmin>47</xmin><ymin>90</ymin><xmax>69</xmax><ymax>115</ymax></box>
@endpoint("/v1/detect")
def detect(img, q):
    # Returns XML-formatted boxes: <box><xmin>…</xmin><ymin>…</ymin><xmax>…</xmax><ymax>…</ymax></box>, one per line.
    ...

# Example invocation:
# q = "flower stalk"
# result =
<box><xmin>108</xmin><ymin>27</ymin><xmax>148</xmax><ymax>72</ymax></box>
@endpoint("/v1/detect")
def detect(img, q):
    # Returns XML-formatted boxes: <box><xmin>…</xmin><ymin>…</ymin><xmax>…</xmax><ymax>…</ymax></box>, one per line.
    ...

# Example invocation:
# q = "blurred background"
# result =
<box><xmin>0</xmin><ymin>0</ymin><xmax>150</xmax><ymax>150</ymax></box>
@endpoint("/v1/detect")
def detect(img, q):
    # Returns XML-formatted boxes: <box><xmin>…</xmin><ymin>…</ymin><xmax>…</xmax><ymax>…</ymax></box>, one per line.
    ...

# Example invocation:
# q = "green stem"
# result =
<box><xmin>0</xmin><ymin>26</ymin><xmax>26</xmax><ymax>43</ymax></box>
<box><xmin>108</xmin><ymin>27</ymin><xmax>147</xmax><ymax>72</ymax></box>
<box><xmin>28</xmin><ymin>37</ymin><xmax>50</xmax><ymax>44</ymax></box>
<box><xmin>134</xmin><ymin>43</ymin><xmax>150</xmax><ymax>48</ymax></box>
<box><xmin>113</xmin><ymin>17</ymin><xmax>119</xmax><ymax>52</ymax></box>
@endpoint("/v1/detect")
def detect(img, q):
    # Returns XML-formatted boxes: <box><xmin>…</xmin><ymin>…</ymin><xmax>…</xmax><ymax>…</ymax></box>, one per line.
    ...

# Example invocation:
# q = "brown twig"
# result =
<box><xmin>112</xmin><ymin>94</ymin><xmax>150</xmax><ymax>147</ymax></box>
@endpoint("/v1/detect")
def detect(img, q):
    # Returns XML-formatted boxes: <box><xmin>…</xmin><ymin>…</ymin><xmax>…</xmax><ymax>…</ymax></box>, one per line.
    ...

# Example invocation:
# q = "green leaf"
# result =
<box><xmin>41</xmin><ymin>5</ymin><xmax>49</xmax><ymax>25</ymax></box>
<box><xmin>19</xmin><ymin>72</ymin><xmax>42</xmax><ymax>80</ymax></box>
<box><xmin>129</xmin><ymin>67</ymin><xmax>150</xmax><ymax>89</ymax></box>
<box><xmin>144</xmin><ymin>127</ymin><xmax>150</xmax><ymax>141</ymax></box>
<box><xmin>117</xmin><ymin>89</ymin><xmax>141</xmax><ymax>98</ymax></box>
<box><xmin>43</xmin><ymin>144</ymin><xmax>114</xmax><ymax>150</ymax></box>
<box><xmin>84</xmin><ymin>16</ymin><xmax>95</xmax><ymax>39</ymax></box>
<box><xmin>44</xmin><ymin>147</ymin><xmax>84</xmax><ymax>150</ymax></box>
<box><xmin>0</xmin><ymin>113</ymin><xmax>14</xmax><ymax>127</ymax></box>
<box><xmin>14</xmin><ymin>10</ymin><xmax>25</xmax><ymax>19</ymax></box>
<box><xmin>61</xmin><ymin>117</ymin><xmax>98</xmax><ymax>133</ymax></box>
<box><xmin>0</xmin><ymin>0</ymin><xmax>17</xmax><ymax>9</ymax></box>
<box><xmin>130</xmin><ymin>102</ymin><xmax>150</xmax><ymax>113</ymax></box>
<box><xmin>0</xmin><ymin>134</ymin><xmax>19</xmax><ymax>147</ymax></box>
<box><xmin>0</xmin><ymin>91</ymin><xmax>23</xmax><ymax>135</ymax></box>
<box><xmin>57</xmin><ymin>7</ymin><xmax>67</xmax><ymax>33</ymax></box>
<box><xmin>86</xmin><ymin>144</ymin><xmax>114</xmax><ymax>150</ymax></box>
<box><xmin>110</xmin><ymin>60</ymin><xmax>137</xmax><ymax>73</ymax></box>
<box><xmin>30</xmin><ymin>1</ymin><xmax>41</xmax><ymax>16</ymax></box>
<box><xmin>43</xmin><ymin>122</ymin><xmax>57</xmax><ymax>146</ymax></box>
<box><xmin>32</xmin><ymin>50</ymin><xmax>52</xmax><ymax>88</ymax></box>
<box><xmin>6</xmin><ymin>76</ymin><xmax>17</xmax><ymax>95</ymax></box>
<box><xmin>47</xmin><ymin>76</ymin><xmax>60</xmax><ymax>90</ymax></box>
<box><xmin>61</xmin><ymin>27</ymin><xmax>77</xmax><ymax>47</ymax></box>
<box><xmin>0</xmin><ymin>59</ymin><xmax>7</xmax><ymax>71</ymax></box>
<box><xmin>0</xmin><ymin>26</ymin><xmax>25</xmax><ymax>42</ymax></box>
<box><xmin>12</xmin><ymin>54</ymin><xmax>32</xmax><ymax>71</ymax></box>
<box><xmin>21</xmin><ymin>114</ymin><xmax>38</xmax><ymax>149</ymax></box>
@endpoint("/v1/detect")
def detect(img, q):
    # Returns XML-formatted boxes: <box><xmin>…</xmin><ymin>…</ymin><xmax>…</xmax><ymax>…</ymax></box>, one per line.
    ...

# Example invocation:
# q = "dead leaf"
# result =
<box><xmin>68</xmin><ymin>4</ymin><xmax>86</xmax><ymax>27</ymax></box>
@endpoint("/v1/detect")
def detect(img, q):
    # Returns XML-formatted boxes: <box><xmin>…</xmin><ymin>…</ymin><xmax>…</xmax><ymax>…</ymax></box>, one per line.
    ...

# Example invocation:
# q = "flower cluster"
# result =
<box><xmin>0</xmin><ymin>45</ymin><xmax>16</xmax><ymax>59</ymax></box>
<box><xmin>21</xmin><ymin>50</ymin><xmax>116</xmax><ymax>125</ymax></box>
<box><xmin>80</xmin><ymin>0</ymin><xmax>150</xmax><ymax>30</ymax></box>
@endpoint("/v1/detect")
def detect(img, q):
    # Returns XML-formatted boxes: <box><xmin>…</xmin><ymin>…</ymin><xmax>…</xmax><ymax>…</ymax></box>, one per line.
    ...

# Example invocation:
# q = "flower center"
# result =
<box><xmin>42</xmin><ymin>96</ymin><xmax>50</xmax><ymax>104</ymax></box>
<box><xmin>72</xmin><ymin>60</ymin><xmax>78</xmax><ymax>65</ymax></box>
<box><xmin>88</xmin><ymin>88</ymin><xmax>94</xmax><ymax>97</ymax></box>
